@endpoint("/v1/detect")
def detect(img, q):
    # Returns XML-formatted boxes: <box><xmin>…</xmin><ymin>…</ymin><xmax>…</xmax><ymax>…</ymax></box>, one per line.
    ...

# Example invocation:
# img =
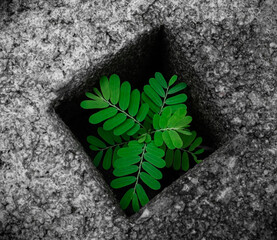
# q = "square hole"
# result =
<box><xmin>54</xmin><ymin>26</ymin><xmax>229</xmax><ymax>216</ymax></box>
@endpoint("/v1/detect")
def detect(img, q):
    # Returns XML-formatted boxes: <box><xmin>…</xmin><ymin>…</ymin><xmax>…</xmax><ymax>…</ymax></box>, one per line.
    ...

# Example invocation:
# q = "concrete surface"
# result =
<box><xmin>0</xmin><ymin>0</ymin><xmax>277</xmax><ymax>239</ymax></box>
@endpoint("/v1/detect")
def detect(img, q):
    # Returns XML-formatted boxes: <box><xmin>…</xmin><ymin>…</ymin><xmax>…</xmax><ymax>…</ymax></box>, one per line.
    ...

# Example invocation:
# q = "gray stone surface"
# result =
<box><xmin>0</xmin><ymin>0</ymin><xmax>277</xmax><ymax>239</ymax></box>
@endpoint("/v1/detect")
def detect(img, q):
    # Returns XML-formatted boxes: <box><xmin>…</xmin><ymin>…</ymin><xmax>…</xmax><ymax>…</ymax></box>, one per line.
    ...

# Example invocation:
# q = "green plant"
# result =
<box><xmin>80</xmin><ymin>72</ymin><xmax>204</xmax><ymax>213</ymax></box>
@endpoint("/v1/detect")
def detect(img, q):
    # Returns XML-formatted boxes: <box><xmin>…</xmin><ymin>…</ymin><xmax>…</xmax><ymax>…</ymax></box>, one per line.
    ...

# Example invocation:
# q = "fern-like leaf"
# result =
<box><xmin>81</xmin><ymin>75</ymin><xmax>150</xmax><ymax>137</ymax></box>
<box><xmin>110</xmin><ymin>141</ymin><xmax>164</xmax><ymax>212</ymax></box>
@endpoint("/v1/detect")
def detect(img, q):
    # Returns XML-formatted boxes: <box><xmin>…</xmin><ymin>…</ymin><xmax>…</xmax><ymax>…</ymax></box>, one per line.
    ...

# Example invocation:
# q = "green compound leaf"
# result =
<box><xmin>140</xmin><ymin>172</ymin><xmax>161</xmax><ymax>190</ymax></box>
<box><xmin>103</xmin><ymin>113</ymin><xmax>127</xmax><ymax>131</ymax></box>
<box><xmin>168</xmin><ymin>75</ymin><xmax>178</xmax><ymax>86</ymax></box>
<box><xmin>97</xmin><ymin>127</ymin><xmax>115</xmax><ymax>145</ymax></box>
<box><xmin>80</xmin><ymin>100</ymin><xmax>109</xmax><ymax>109</ymax></box>
<box><xmin>113</xmin><ymin>156</ymin><xmax>140</xmax><ymax>168</ymax></box>
<box><xmin>144</xmin><ymin>85</ymin><xmax>162</xmax><ymax>107</ymax></box>
<box><xmin>189</xmin><ymin>137</ymin><xmax>203</xmax><ymax>151</ymax></box>
<box><xmin>113</xmin><ymin>119</ymin><xmax>135</xmax><ymax>136</ymax></box>
<box><xmin>136</xmin><ymin>184</ymin><xmax>149</xmax><ymax>207</ymax></box>
<box><xmin>166</xmin><ymin>94</ymin><xmax>187</xmax><ymax>105</ymax></box>
<box><xmin>132</xmin><ymin>193</ymin><xmax>140</xmax><ymax>212</ymax></box>
<box><xmin>109</xmin><ymin>74</ymin><xmax>120</xmax><ymax>105</ymax></box>
<box><xmin>149</xmin><ymin>77</ymin><xmax>165</xmax><ymax>97</ymax></box>
<box><xmin>100</xmin><ymin>76</ymin><xmax>110</xmax><ymax>100</ymax></box>
<box><xmin>154</xmin><ymin>131</ymin><xmax>163</xmax><ymax>147</ymax></box>
<box><xmin>87</xmin><ymin>136</ymin><xmax>106</xmax><ymax>148</ymax></box>
<box><xmin>144</xmin><ymin>152</ymin><xmax>166</xmax><ymax>168</ymax></box>
<box><xmin>128</xmin><ymin>89</ymin><xmax>140</xmax><ymax>116</ymax></box>
<box><xmin>168</xmin><ymin>130</ymin><xmax>183</xmax><ymax>149</ymax></box>
<box><xmin>162</xmin><ymin>131</ymin><xmax>175</xmax><ymax>149</ymax></box>
<box><xmin>119</xmin><ymin>81</ymin><xmax>131</xmax><ymax>110</ymax></box>
<box><xmin>168</xmin><ymin>82</ymin><xmax>187</xmax><ymax>94</ymax></box>
<box><xmin>136</xmin><ymin>103</ymin><xmax>149</xmax><ymax>122</ymax></box>
<box><xmin>182</xmin><ymin>151</ymin><xmax>189</xmax><ymax>171</ymax></box>
<box><xmin>93</xmin><ymin>151</ymin><xmax>103</xmax><ymax>167</ymax></box>
<box><xmin>113</xmin><ymin>165</ymin><xmax>139</xmax><ymax>177</ymax></box>
<box><xmin>89</xmin><ymin>107</ymin><xmax>118</xmax><ymax>124</ymax></box>
<box><xmin>120</xmin><ymin>188</ymin><xmax>134</xmax><ymax>210</ymax></box>
<box><xmin>155</xmin><ymin>72</ymin><xmax>167</xmax><ymax>89</ymax></box>
<box><xmin>173</xmin><ymin>149</ymin><xmax>181</xmax><ymax>170</ymax></box>
<box><xmin>110</xmin><ymin>176</ymin><xmax>136</xmax><ymax>189</ymax></box>
<box><xmin>165</xmin><ymin>149</ymin><xmax>174</xmax><ymax>168</ymax></box>
<box><xmin>142</xmin><ymin>162</ymin><xmax>162</xmax><ymax>179</ymax></box>
<box><xmin>103</xmin><ymin>148</ymin><xmax>112</xmax><ymax>170</ymax></box>
<box><xmin>141</xmin><ymin>93</ymin><xmax>160</xmax><ymax>114</ymax></box>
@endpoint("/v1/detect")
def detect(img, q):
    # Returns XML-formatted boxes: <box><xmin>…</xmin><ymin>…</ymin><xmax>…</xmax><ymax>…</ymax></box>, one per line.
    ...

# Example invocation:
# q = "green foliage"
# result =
<box><xmin>80</xmin><ymin>72</ymin><xmax>206</xmax><ymax>213</ymax></box>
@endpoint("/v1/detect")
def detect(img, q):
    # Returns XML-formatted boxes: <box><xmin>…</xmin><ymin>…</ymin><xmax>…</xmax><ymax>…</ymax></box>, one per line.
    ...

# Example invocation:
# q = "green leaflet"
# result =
<box><xmin>85</xmin><ymin>92</ymin><xmax>100</xmax><ymax>100</ymax></box>
<box><xmin>128</xmin><ymin>89</ymin><xmax>140</xmax><ymax>116</ymax></box>
<box><xmin>113</xmin><ymin>165</ymin><xmax>139</xmax><ymax>177</ymax></box>
<box><xmin>194</xmin><ymin>148</ymin><xmax>204</xmax><ymax>155</ymax></box>
<box><xmin>93</xmin><ymin>87</ymin><xmax>103</xmax><ymax>98</ymax></box>
<box><xmin>154</xmin><ymin>131</ymin><xmax>163</xmax><ymax>147</ymax></box>
<box><xmin>110</xmin><ymin>176</ymin><xmax>136</xmax><ymax>189</ymax></box>
<box><xmin>149</xmin><ymin>78</ymin><xmax>165</xmax><ymax>97</ymax></box>
<box><xmin>141</xmin><ymin>92</ymin><xmax>160</xmax><ymax>113</ymax></box>
<box><xmin>119</xmin><ymin>81</ymin><xmax>131</xmax><ymax>110</ymax></box>
<box><xmin>126</xmin><ymin>124</ymin><xmax>140</xmax><ymax>136</ymax></box>
<box><xmin>87</xmin><ymin>136</ymin><xmax>106</xmax><ymax>148</ymax></box>
<box><xmin>80</xmin><ymin>100</ymin><xmax>108</xmax><ymax>109</ymax></box>
<box><xmin>182</xmin><ymin>151</ymin><xmax>189</xmax><ymax>171</ymax></box>
<box><xmin>89</xmin><ymin>107</ymin><xmax>118</xmax><ymax>124</ymax></box>
<box><xmin>93</xmin><ymin>151</ymin><xmax>103</xmax><ymax>167</ymax></box>
<box><xmin>97</xmin><ymin>127</ymin><xmax>115</xmax><ymax>145</ymax></box>
<box><xmin>144</xmin><ymin>152</ymin><xmax>166</xmax><ymax>168</ymax></box>
<box><xmin>132</xmin><ymin>193</ymin><xmax>140</xmax><ymax>212</ymax></box>
<box><xmin>103</xmin><ymin>148</ymin><xmax>112</xmax><ymax>170</ymax></box>
<box><xmin>103</xmin><ymin>113</ymin><xmax>127</xmax><ymax>131</ymax></box>
<box><xmin>136</xmin><ymin>184</ymin><xmax>149</xmax><ymax>207</ymax></box>
<box><xmin>109</xmin><ymin>74</ymin><xmax>120</xmax><ymax>104</ymax></box>
<box><xmin>113</xmin><ymin>156</ymin><xmax>140</xmax><ymax>168</ymax></box>
<box><xmin>173</xmin><ymin>149</ymin><xmax>181</xmax><ymax>170</ymax></box>
<box><xmin>142</xmin><ymin>162</ymin><xmax>162</xmax><ymax>179</ymax></box>
<box><xmin>189</xmin><ymin>137</ymin><xmax>203</xmax><ymax>151</ymax></box>
<box><xmin>155</xmin><ymin>72</ymin><xmax>167</xmax><ymax>89</ymax></box>
<box><xmin>153</xmin><ymin>114</ymin><xmax>160</xmax><ymax>130</ymax></box>
<box><xmin>100</xmin><ymin>76</ymin><xmax>110</xmax><ymax>100</ymax></box>
<box><xmin>162</xmin><ymin>131</ymin><xmax>175</xmax><ymax>149</ymax></box>
<box><xmin>146</xmin><ymin>143</ymin><xmax>165</xmax><ymax>158</ymax></box>
<box><xmin>159</xmin><ymin>107</ymin><xmax>172</xmax><ymax>129</ymax></box>
<box><xmin>144</xmin><ymin>85</ymin><xmax>162</xmax><ymax>107</ymax></box>
<box><xmin>140</xmin><ymin>172</ymin><xmax>161</xmax><ymax>190</ymax></box>
<box><xmin>182</xmin><ymin>131</ymin><xmax>197</xmax><ymax>148</ymax></box>
<box><xmin>120</xmin><ymin>188</ymin><xmax>134</xmax><ymax>210</ymax></box>
<box><xmin>166</xmin><ymin>94</ymin><xmax>187</xmax><ymax>105</ymax></box>
<box><xmin>168</xmin><ymin>82</ymin><xmax>187</xmax><ymax>94</ymax></box>
<box><xmin>165</xmin><ymin>149</ymin><xmax>174</xmax><ymax>168</ymax></box>
<box><xmin>168</xmin><ymin>75</ymin><xmax>177</xmax><ymax>86</ymax></box>
<box><xmin>113</xmin><ymin>119</ymin><xmax>135</xmax><ymax>136</ymax></box>
<box><xmin>168</xmin><ymin>130</ymin><xmax>183</xmax><ymax>149</ymax></box>
<box><xmin>136</xmin><ymin>103</ymin><xmax>149</xmax><ymax>122</ymax></box>
<box><xmin>117</xmin><ymin>145</ymin><xmax>142</xmax><ymax>157</ymax></box>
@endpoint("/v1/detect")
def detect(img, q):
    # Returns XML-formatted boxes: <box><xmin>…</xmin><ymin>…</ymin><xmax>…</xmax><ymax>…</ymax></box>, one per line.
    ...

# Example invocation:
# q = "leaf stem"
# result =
<box><xmin>159</xmin><ymin>85</ymin><xmax>169</xmax><ymax>115</ymax></box>
<box><xmin>133</xmin><ymin>143</ymin><xmax>147</xmax><ymax>195</ymax></box>
<box><xmin>101</xmin><ymin>97</ymin><xmax>145</xmax><ymax>130</ymax></box>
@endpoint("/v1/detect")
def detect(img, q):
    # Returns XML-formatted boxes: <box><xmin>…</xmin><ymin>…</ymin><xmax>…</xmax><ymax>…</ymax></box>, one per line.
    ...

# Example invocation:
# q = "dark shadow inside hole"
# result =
<box><xmin>54</xmin><ymin>26</ymin><xmax>225</xmax><ymax>216</ymax></box>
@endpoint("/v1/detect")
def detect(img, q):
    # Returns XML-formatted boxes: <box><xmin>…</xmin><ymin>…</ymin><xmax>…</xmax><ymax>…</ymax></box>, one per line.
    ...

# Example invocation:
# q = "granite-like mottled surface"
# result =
<box><xmin>0</xmin><ymin>0</ymin><xmax>277</xmax><ymax>239</ymax></box>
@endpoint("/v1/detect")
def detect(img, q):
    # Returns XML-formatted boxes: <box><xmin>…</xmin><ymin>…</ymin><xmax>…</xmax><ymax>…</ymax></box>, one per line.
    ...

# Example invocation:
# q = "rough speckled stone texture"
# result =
<box><xmin>0</xmin><ymin>0</ymin><xmax>277</xmax><ymax>239</ymax></box>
